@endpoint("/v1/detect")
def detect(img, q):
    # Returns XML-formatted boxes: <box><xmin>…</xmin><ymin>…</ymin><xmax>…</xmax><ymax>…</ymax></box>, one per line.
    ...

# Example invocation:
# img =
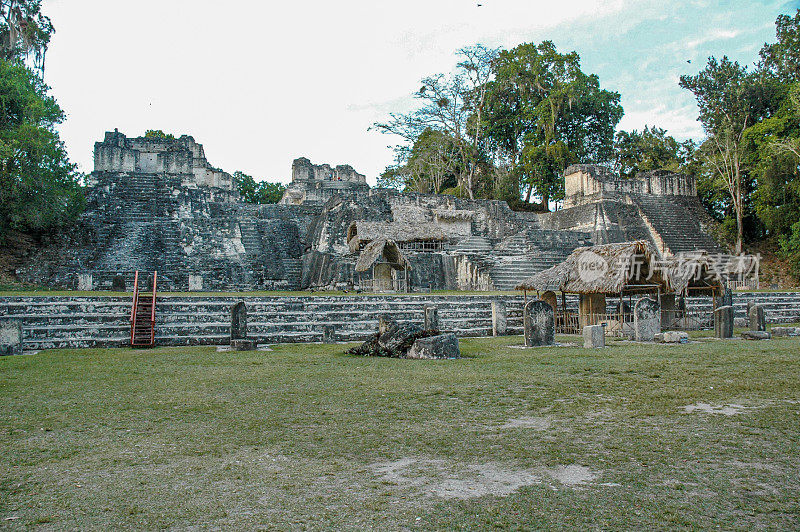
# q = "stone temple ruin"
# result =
<box><xmin>18</xmin><ymin>131</ymin><xmax>725</xmax><ymax>292</ymax></box>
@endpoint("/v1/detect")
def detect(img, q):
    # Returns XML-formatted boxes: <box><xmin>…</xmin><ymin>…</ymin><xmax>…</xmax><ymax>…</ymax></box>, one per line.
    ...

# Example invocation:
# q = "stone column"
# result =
<box><xmin>424</xmin><ymin>305</ymin><xmax>439</xmax><ymax>331</ymax></box>
<box><xmin>492</xmin><ymin>300</ymin><xmax>507</xmax><ymax>337</ymax></box>
<box><xmin>0</xmin><ymin>319</ymin><xmax>23</xmax><ymax>356</ymax></box>
<box><xmin>714</xmin><ymin>305</ymin><xmax>734</xmax><ymax>339</ymax></box>
<box><xmin>748</xmin><ymin>304</ymin><xmax>765</xmax><ymax>332</ymax></box>
<box><xmin>634</xmin><ymin>297</ymin><xmax>660</xmax><ymax>342</ymax></box>
<box><xmin>524</xmin><ymin>300</ymin><xmax>555</xmax><ymax>347</ymax></box>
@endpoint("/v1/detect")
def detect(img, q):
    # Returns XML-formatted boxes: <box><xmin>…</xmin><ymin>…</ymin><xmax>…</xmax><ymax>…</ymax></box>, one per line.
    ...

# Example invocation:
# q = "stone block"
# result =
<box><xmin>230</xmin><ymin>338</ymin><xmax>257</xmax><ymax>351</ymax></box>
<box><xmin>655</xmin><ymin>331</ymin><xmax>689</xmax><ymax>343</ymax></box>
<box><xmin>771</xmin><ymin>326</ymin><xmax>800</xmax><ymax>337</ymax></box>
<box><xmin>424</xmin><ymin>305</ymin><xmax>439</xmax><ymax>331</ymax></box>
<box><xmin>231</xmin><ymin>301</ymin><xmax>248</xmax><ymax>340</ymax></box>
<box><xmin>491</xmin><ymin>300</ymin><xmax>507</xmax><ymax>337</ymax></box>
<box><xmin>741</xmin><ymin>331</ymin><xmax>771</xmax><ymax>341</ymax></box>
<box><xmin>406</xmin><ymin>333</ymin><xmax>460</xmax><ymax>359</ymax></box>
<box><xmin>634</xmin><ymin>297</ymin><xmax>660</xmax><ymax>342</ymax></box>
<box><xmin>188</xmin><ymin>275</ymin><xmax>203</xmax><ymax>291</ymax></box>
<box><xmin>77</xmin><ymin>273</ymin><xmax>93</xmax><ymax>291</ymax></box>
<box><xmin>524</xmin><ymin>300</ymin><xmax>555</xmax><ymax>347</ymax></box>
<box><xmin>0</xmin><ymin>319</ymin><xmax>23</xmax><ymax>356</ymax></box>
<box><xmin>583</xmin><ymin>325</ymin><xmax>604</xmax><ymax>348</ymax></box>
<box><xmin>714</xmin><ymin>305</ymin><xmax>734</xmax><ymax>339</ymax></box>
<box><xmin>748</xmin><ymin>304</ymin><xmax>766</xmax><ymax>332</ymax></box>
<box><xmin>323</xmin><ymin>325</ymin><xmax>335</xmax><ymax>344</ymax></box>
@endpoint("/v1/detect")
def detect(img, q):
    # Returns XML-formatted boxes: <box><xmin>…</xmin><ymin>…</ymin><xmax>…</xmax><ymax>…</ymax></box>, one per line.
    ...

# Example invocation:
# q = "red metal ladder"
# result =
<box><xmin>130</xmin><ymin>271</ymin><xmax>157</xmax><ymax>347</ymax></box>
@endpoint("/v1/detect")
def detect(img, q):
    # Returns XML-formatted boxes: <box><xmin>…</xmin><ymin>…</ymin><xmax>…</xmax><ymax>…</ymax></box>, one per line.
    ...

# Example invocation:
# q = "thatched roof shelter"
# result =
<box><xmin>348</xmin><ymin>221</ymin><xmax>451</xmax><ymax>252</ymax></box>
<box><xmin>354</xmin><ymin>239</ymin><xmax>409</xmax><ymax>272</ymax></box>
<box><xmin>515</xmin><ymin>240</ymin><xmax>666</xmax><ymax>295</ymax></box>
<box><xmin>660</xmin><ymin>251</ymin><xmax>725</xmax><ymax>294</ymax></box>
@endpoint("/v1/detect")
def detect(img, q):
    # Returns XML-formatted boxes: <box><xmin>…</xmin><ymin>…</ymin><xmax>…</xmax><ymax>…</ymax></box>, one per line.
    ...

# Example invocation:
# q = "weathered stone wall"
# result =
<box><xmin>564</xmin><ymin>165</ymin><xmax>697</xmax><ymax>208</ymax></box>
<box><xmin>2</xmin><ymin>292</ymin><xmax>798</xmax><ymax>351</ymax></box>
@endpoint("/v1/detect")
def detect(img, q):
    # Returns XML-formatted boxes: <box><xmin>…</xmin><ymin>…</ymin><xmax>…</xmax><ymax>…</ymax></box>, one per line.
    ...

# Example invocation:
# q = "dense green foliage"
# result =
<box><xmin>675</xmin><ymin>9</ymin><xmax>800</xmax><ymax>268</ymax></box>
<box><xmin>0</xmin><ymin>59</ymin><xmax>82</xmax><ymax>241</ymax></box>
<box><xmin>376</xmin><ymin>42</ymin><xmax>622</xmax><ymax>209</ymax></box>
<box><xmin>233</xmin><ymin>171</ymin><xmax>286</xmax><ymax>204</ymax></box>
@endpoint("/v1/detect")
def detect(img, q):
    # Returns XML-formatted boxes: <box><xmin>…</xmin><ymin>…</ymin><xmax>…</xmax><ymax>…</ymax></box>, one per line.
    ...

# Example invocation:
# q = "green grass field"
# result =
<box><xmin>1</xmin><ymin>334</ymin><xmax>799</xmax><ymax>529</ymax></box>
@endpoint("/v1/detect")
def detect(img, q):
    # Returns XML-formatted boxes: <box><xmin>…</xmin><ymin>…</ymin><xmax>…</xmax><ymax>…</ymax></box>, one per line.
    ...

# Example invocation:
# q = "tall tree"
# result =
<box><xmin>759</xmin><ymin>10</ymin><xmax>800</xmax><ymax>83</ymax></box>
<box><xmin>613</xmin><ymin>126</ymin><xmax>694</xmax><ymax>178</ymax></box>
<box><xmin>0</xmin><ymin>0</ymin><xmax>53</xmax><ymax>75</ymax></box>
<box><xmin>483</xmin><ymin>41</ymin><xmax>622</xmax><ymax>209</ymax></box>
<box><xmin>0</xmin><ymin>60</ymin><xmax>83</xmax><ymax>240</ymax></box>
<box><xmin>680</xmin><ymin>57</ymin><xmax>770</xmax><ymax>254</ymax></box>
<box><xmin>374</xmin><ymin>45</ymin><xmax>498</xmax><ymax>200</ymax></box>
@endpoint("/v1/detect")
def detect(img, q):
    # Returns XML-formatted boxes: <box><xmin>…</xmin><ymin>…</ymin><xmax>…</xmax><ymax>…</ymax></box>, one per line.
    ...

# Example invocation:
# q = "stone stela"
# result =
<box><xmin>524</xmin><ymin>300</ymin><xmax>555</xmax><ymax>347</ymax></box>
<box><xmin>634</xmin><ymin>297</ymin><xmax>661</xmax><ymax>342</ymax></box>
<box><xmin>230</xmin><ymin>301</ymin><xmax>257</xmax><ymax>351</ymax></box>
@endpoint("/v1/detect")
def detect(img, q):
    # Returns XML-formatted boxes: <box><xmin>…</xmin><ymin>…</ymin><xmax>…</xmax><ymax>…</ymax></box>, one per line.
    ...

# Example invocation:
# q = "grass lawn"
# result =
<box><xmin>1</xmin><ymin>334</ymin><xmax>799</xmax><ymax>529</ymax></box>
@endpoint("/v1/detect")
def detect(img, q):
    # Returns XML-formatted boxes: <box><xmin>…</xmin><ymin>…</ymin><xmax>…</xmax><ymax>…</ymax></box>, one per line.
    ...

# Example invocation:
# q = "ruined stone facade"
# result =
<box><xmin>18</xmin><ymin>131</ymin><xmax>726</xmax><ymax>292</ymax></box>
<box><xmin>280</xmin><ymin>157</ymin><xmax>369</xmax><ymax>206</ymax></box>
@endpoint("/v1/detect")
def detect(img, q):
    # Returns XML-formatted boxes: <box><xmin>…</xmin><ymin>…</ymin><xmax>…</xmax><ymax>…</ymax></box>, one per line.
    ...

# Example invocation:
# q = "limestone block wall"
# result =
<box><xmin>0</xmin><ymin>295</ymin><xmax>531</xmax><ymax>351</ymax></box>
<box><xmin>3</xmin><ymin>292</ymin><xmax>798</xmax><ymax>352</ymax></box>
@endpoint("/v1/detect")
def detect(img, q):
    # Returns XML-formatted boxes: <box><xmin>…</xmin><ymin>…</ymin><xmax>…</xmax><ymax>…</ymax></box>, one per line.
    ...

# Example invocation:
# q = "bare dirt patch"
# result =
<box><xmin>682</xmin><ymin>403</ymin><xmax>747</xmax><ymax>416</ymax></box>
<box><xmin>370</xmin><ymin>458</ymin><xmax>598</xmax><ymax>499</ymax></box>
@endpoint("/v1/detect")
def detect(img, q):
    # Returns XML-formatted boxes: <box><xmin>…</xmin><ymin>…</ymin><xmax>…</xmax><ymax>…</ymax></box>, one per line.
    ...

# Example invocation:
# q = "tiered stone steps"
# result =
<box><xmin>630</xmin><ymin>195</ymin><xmax>725</xmax><ymax>254</ymax></box>
<box><xmin>489</xmin><ymin>253</ymin><xmax>567</xmax><ymax>290</ymax></box>
<box><xmin>3</xmin><ymin>292</ymin><xmax>798</xmax><ymax>351</ymax></box>
<box><xmin>0</xmin><ymin>295</ymin><xmax>527</xmax><ymax>350</ymax></box>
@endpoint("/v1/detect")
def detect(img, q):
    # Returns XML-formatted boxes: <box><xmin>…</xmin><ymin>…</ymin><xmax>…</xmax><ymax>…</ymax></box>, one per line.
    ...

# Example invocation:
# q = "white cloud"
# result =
<box><xmin>41</xmin><ymin>0</ymin><xmax>788</xmax><ymax>184</ymax></box>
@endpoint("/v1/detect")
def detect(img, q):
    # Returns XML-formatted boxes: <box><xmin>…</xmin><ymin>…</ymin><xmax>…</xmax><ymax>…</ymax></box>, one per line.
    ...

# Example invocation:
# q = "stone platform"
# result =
<box><xmin>2</xmin><ymin>292</ymin><xmax>798</xmax><ymax>351</ymax></box>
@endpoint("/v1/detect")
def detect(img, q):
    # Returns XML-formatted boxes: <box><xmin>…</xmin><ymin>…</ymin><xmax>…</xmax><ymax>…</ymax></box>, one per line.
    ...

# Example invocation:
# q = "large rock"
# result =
<box><xmin>634</xmin><ymin>297</ymin><xmax>660</xmax><ymax>342</ymax></box>
<box><xmin>379</xmin><ymin>321</ymin><xmax>425</xmax><ymax>354</ymax></box>
<box><xmin>741</xmin><ymin>330</ymin><xmax>771</xmax><ymax>341</ymax></box>
<box><xmin>524</xmin><ymin>300</ymin><xmax>555</xmax><ymax>347</ymax></box>
<box><xmin>654</xmin><ymin>331</ymin><xmax>689</xmax><ymax>344</ymax></box>
<box><xmin>406</xmin><ymin>333</ymin><xmax>460</xmax><ymax>359</ymax></box>
<box><xmin>0</xmin><ymin>319</ymin><xmax>23</xmax><ymax>356</ymax></box>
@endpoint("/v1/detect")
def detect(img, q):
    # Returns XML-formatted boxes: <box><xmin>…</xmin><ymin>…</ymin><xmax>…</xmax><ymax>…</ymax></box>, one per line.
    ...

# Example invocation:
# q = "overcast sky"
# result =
<box><xmin>43</xmin><ymin>0</ymin><xmax>797</xmax><ymax>185</ymax></box>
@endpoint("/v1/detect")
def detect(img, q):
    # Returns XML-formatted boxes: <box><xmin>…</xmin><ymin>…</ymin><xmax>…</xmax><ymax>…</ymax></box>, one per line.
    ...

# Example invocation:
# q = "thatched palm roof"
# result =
<box><xmin>348</xmin><ymin>221</ymin><xmax>450</xmax><ymax>252</ymax></box>
<box><xmin>660</xmin><ymin>251</ymin><xmax>725</xmax><ymax>293</ymax></box>
<box><xmin>515</xmin><ymin>240</ymin><xmax>664</xmax><ymax>294</ymax></box>
<box><xmin>354</xmin><ymin>239</ymin><xmax>409</xmax><ymax>272</ymax></box>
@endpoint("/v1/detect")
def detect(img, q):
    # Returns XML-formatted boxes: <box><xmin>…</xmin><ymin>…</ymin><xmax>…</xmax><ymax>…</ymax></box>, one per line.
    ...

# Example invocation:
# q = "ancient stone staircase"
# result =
<box><xmin>630</xmin><ymin>195</ymin><xmax>725</xmax><ymax>255</ymax></box>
